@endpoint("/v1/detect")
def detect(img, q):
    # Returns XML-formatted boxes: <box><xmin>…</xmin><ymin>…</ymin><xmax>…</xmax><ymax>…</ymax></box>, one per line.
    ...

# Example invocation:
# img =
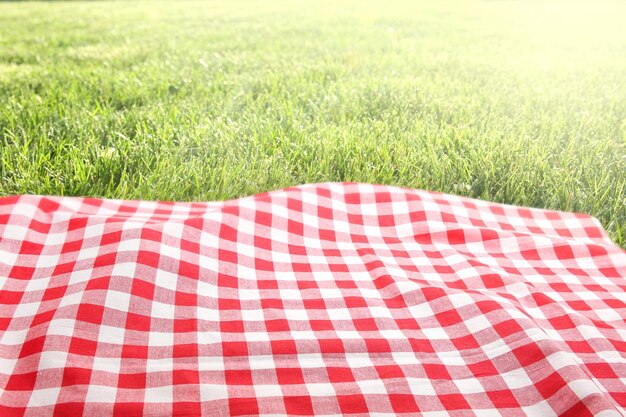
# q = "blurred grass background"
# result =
<box><xmin>0</xmin><ymin>0</ymin><xmax>624</xmax><ymax>246</ymax></box>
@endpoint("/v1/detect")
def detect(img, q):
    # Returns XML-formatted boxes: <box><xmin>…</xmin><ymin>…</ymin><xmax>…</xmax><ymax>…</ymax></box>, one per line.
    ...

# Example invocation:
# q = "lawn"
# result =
<box><xmin>0</xmin><ymin>0</ymin><xmax>625</xmax><ymax>247</ymax></box>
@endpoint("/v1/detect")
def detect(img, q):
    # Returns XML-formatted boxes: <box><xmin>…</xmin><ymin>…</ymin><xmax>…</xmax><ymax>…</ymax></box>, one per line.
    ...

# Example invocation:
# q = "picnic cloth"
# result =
<box><xmin>0</xmin><ymin>182</ymin><xmax>625</xmax><ymax>417</ymax></box>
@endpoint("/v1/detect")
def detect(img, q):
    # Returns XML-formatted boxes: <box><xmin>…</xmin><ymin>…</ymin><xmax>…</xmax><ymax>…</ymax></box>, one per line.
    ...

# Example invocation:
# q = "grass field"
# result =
<box><xmin>0</xmin><ymin>1</ymin><xmax>625</xmax><ymax>247</ymax></box>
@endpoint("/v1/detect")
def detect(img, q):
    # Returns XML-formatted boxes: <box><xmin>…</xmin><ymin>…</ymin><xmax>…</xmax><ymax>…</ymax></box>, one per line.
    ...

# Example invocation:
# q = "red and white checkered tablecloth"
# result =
<box><xmin>0</xmin><ymin>183</ymin><xmax>625</xmax><ymax>417</ymax></box>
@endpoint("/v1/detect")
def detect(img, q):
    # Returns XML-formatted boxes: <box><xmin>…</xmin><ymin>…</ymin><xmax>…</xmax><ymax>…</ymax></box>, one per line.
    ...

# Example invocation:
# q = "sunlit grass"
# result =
<box><xmin>0</xmin><ymin>0</ymin><xmax>624</xmax><ymax>247</ymax></box>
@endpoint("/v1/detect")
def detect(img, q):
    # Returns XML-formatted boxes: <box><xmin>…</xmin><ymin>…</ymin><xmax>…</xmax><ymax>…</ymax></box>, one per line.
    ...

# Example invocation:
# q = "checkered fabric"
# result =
<box><xmin>0</xmin><ymin>183</ymin><xmax>625</xmax><ymax>417</ymax></box>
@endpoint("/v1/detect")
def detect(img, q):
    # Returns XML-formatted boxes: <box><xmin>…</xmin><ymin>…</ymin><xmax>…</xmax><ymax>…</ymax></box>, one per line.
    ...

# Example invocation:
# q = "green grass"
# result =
<box><xmin>0</xmin><ymin>1</ymin><xmax>625</xmax><ymax>247</ymax></box>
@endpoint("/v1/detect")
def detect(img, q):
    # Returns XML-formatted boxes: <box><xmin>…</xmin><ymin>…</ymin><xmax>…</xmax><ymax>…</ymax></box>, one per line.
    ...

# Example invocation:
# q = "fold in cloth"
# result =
<box><xmin>0</xmin><ymin>183</ymin><xmax>625</xmax><ymax>416</ymax></box>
